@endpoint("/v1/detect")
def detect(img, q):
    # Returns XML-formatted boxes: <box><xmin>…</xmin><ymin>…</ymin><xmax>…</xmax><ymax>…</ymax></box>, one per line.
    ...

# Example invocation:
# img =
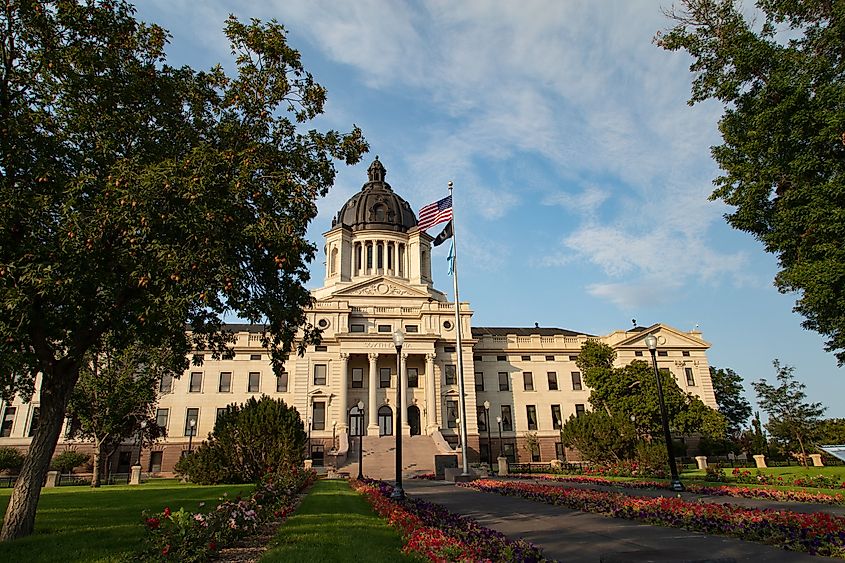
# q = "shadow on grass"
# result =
<box><xmin>262</xmin><ymin>480</ymin><xmax>415</xmax><ymax>562</ymax></box>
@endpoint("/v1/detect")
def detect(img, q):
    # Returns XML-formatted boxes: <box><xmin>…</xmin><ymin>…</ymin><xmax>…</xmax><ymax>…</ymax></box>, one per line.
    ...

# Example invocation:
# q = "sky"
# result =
<box><xmin>136</xmin><ymin>1</ymin><xmax>843</xmax><ymax>418</ymax></box>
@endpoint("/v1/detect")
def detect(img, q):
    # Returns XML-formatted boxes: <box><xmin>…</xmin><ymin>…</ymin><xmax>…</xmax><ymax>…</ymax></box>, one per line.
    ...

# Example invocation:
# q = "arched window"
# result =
<box><xmin>330</xmin><ymin>247</ymin><xmax>338</xmax><ymax>274</ymax></box>
<box><xmin>373</xmin><ymin>204</ymin><xmax>386</xmax><ymax>222</ymax></box>
<box><xmin>348</xmin><ymin>405</ymin><xmax>364</xmax><ymax>437</ymax></box>
<box><xmin>387</xmin><ymin>242</ymin><xmax>394</xmax><ymax>270</ymax></box>
<box><xmin>398</xmin><ymin>244</ymin><xmax>405</xmax><ymax>276</ymax></box>
<box><xmin>377</xmin><ymin>242</ymin><xmax>384</xmax><ymax>270</ymax></box>
<box><xmin>355</xmin><ymin>243</ymin><xmax>362</xmax><ymax>273</ymax></box>
<box><xmin>378</xmin><ymin>405</ymin><xmax>393</xmax><ymax>436</ymax></box>
<box><xmin>366</xmin><ymin>242</ymin><xmax>373</xmax><ymax>270</ymax></box>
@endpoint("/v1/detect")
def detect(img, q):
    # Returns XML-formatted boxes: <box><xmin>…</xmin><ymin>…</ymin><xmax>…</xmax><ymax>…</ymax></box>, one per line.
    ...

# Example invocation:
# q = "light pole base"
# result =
<box><xmin>390</xmin><ymin>486</ymin><xmax>405</xmax><ymax>501</ymax></box>
<box><xmin>670</xmin><ymin>479</ymin><xmax>685</xmax><ymax>492</ymax></box>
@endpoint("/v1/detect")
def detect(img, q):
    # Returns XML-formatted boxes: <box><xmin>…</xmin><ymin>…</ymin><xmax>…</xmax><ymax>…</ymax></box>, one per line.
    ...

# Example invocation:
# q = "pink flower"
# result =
<box><xmin>163</xmin><ymin>507</ymin><xmax>171</xmax><ymax>517</ymax></box>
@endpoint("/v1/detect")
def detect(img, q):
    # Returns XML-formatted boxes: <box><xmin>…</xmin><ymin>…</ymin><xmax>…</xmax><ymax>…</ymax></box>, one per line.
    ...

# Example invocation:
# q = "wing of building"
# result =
<box><xmin>0</xmin><ymin>158</ymin><xmax>717</xmax><ymax>475</ymax></box>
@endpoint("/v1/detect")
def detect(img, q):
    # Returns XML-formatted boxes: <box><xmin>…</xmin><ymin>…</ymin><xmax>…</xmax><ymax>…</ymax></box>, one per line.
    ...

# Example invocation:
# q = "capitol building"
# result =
<box><xmin>0</xmin><ymin>159</ymin><xmax>718</xmax><ymax>475</ymax></box>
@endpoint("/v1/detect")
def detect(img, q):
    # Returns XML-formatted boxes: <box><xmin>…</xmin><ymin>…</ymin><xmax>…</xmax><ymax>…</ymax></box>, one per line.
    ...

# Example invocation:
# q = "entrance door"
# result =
<box><xmin>407</xmin><ymin>406</ymin><xmax>421</xmax><ymax>436</ymax></box>
<box><xmin>378</xmin><ymin>406</ymin><xmax>393</xmax><ymax>436</ymax></box>
<box><xmin>348</xmin><ymin>405</ymin><xmax>364</xmax><ymax>437</ymax></box>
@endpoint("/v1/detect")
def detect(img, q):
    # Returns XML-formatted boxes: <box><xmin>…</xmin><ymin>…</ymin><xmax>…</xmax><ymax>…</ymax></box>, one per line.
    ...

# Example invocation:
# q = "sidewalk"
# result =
<box><xmin>402</xmin><ymin>480</ymin><xmax>822</xmax><ymax>563</ymax></box>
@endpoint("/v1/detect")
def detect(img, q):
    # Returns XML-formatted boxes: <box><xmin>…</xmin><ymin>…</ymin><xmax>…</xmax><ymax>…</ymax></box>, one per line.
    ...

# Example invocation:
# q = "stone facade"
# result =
<box><xmin>0</xmin><ymin>159</ymin><xmax>717</xmax><ymax>474</ymax></box>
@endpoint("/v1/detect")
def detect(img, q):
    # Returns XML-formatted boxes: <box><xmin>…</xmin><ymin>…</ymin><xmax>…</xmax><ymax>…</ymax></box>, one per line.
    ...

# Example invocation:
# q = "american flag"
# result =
<box><xmin>417</xmin><ymin>195</ymin><xmax>452</xmax><ymax>231</ymax></box>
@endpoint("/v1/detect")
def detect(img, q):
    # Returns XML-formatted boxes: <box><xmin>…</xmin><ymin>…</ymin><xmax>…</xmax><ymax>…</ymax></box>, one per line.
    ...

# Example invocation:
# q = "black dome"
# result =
<box><xmin>332</xmin><ymin>158</ymin><xmax>418</xmax><ymax>232</ymax></box>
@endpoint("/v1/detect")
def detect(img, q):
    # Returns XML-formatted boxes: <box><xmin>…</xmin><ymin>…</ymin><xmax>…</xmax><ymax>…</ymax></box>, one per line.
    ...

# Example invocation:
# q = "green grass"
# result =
<box><xmin>262</xmin><ymin>479</ymin><xmax>415</xmax><ymax>562</ymax></box>
<box><xmin>0</xmin><ymin>479</ymin><xmax>251</xmax><ymax>563</ymax></box>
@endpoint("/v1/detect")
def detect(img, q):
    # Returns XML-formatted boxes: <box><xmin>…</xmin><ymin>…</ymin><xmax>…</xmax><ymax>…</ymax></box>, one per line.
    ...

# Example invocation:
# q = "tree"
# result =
<box><xmin>175</xmin><ymin>396</ymin><xmax>305</xmax><ymax>484</ymax></box>
<box><xmin>576</xmin><ymin>342</ymin><xmax>726</xmax><ymax>439</ymax></box>
<box><xmin>817</xmin><ymin>418</ymin><xmax>845</xmax><ymax>445</ymax></box>
<box><xmin>560</xmin><ymin>410</ymin><xmax>637</xmax><ymax>464</ymax></box>
<box><xmin>0</xmin><ymin>2</ymin><xmax>366</xmax><ymax>540</ymax></box>
<box><xmin>752</xmin><ymin>360</ymin><xmax>826</xmax><ymax>464</ymax></box>
<box><xmin>739</xmin><ymin>411</ymin><xmax>768</xmax><ymax>456</ymax></box>
<box><xmin>657</xmin><ymin>1</ymin><xmax>845</xmax><ymax>364</ymax></box>
<box><xmin>66</xmin><ymin>339</ymin><xmax>170</xmax><ymax>487</ymax></box>
<box><xmin>49</xmin><ymin>450</ymin><xmax>89</xmax><ymax>474</ymax></box>
<box><xmin>709</xmin><ymin>366</ymin><xmax>752</xmax><ymax>437</ymax></box>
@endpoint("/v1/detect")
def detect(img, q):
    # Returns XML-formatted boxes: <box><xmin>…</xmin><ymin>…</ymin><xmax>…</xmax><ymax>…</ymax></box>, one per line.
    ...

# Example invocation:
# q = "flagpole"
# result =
<box><xmin>448</xmin><ymin>181</ymin><xmax>470</xmax><ymax>477</ymax></box>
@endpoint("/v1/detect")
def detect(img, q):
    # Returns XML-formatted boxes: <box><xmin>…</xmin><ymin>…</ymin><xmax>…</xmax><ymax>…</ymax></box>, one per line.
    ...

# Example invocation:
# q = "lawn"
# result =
<box><xmin>0</xmin><ymin>479</ymin><xmax>251</xmax><ymax>562</ymax></box>
<box><xmin>262</xmin><ymin>479</ymin><xmax>415</xmax><ymax>562</ymax></box>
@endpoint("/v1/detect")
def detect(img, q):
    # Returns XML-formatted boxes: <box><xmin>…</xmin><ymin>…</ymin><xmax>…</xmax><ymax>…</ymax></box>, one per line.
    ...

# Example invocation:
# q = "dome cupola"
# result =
<box><xmin>332</xmin><ymin>157</ymin><xmax>418</xmax><ymax>232</ymax></box>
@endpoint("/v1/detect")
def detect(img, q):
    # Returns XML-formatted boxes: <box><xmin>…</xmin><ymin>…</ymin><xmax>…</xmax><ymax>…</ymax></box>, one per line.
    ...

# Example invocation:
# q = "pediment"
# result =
<box><xmin>330</xmin><ymin>277</ymin><xmax>431</xmax><ymax>299</ymax></box>
<box><xmin>616</xmin><ymin>324</ymin><xmax>711</xmax><ymax>349</ymax></box>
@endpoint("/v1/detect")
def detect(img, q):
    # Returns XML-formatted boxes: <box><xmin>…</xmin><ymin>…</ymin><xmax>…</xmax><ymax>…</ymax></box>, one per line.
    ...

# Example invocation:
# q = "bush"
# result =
<box><xmin>704</xmin><ymin>464</ymin><xmax>728</xmax><ymax>482</ymax></box>
<box><xmin>176</xmin><ymin>396</ymin><xmax>306</xmax><ymax>484</ymax></box>
<box><xmin>0</xmin><ymin>447</ymin><xmax>25</xmax><ymax>473</ymax></box>
<box><xmin>51</xmin><ymin>450</ymin><xmax>91</xmax><ymax>473</ymax></box>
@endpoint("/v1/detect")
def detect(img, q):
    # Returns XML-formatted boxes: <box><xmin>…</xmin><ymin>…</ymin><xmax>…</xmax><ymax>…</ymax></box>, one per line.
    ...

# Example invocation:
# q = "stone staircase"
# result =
<box><xmin>340</xmin><ymin>435</ymin><xmax>442</xmax><ymax>480</ymax></box>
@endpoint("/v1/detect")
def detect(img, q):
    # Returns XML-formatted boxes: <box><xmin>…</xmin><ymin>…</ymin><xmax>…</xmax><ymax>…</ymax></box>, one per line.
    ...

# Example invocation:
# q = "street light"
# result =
<box><xmin>644</xmin><ymin>334</ymin><xmax>684</xmax><ymax>492</ymax></box>
<box><xmin>391</xmin><ymin>329</ymin><xmax>405</xmax><ymax>500</ymax></box>
<box><xmin>496</xmin><ymin>415</ymin><xmax>503</xmax><ymax>458</ymax></box>
<box><xmin>187</xmin><ymin>418</ymin><xmax>196</xmax><ymax>453</ymax></box>
<box><xmin>332</xmin><ymin>420</ymin><xmax>337</xmax><ymax>452</ymax></box>
<box><xmin>136</xmin><ymin>420</ymin><xmax>148</xmax><ymax>466</ymax></box>
<box><xmin>357</xmin><ymin>400</ymin><xmax>365</xmax><ymax>480</ymax></box>
<box><xmin>483</xmin><ymin>400</ymin><xmax>491</xmax><ymax>464</ymax></box>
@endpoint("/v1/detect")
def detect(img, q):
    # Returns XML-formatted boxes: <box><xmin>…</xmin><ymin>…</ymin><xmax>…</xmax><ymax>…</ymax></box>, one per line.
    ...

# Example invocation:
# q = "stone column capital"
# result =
<box><xmin>425</xmin><ymin>353</ymin><xmax>436</xmax><ymax>362</ymax></box>
<box><xmin>401</xmin><ymin>352</ymin><xmax>409</xmax><ymax>360</ymax></box>
<box><xmin>368</xmin><ymin>352</ymin><xmax>380</xmax><ymax>361</ymax></box>
<box><xmin>339</xmin><ymin>352</ymin><xmax>350</xmax><ymax>361</ymax></box>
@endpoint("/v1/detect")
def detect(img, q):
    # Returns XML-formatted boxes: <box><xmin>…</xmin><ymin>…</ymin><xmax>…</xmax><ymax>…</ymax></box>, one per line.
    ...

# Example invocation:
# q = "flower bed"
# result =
<box><xmin>139</xmin><ymin>466</ymin><xmax>315</xmax><ymax>562</ymax></box>
<box><xmin>510</xmin><ymin>473</ymin><xmax>845</xmax><ymax>505</ymax></box>
<box><xmin>352</xmin><ymin>479</ymin><xmax>547</xmax><ymax>562</ymax></box>
<box><xmin>730</xmin><ymin>468</ymin><xmax>845</xmax><ymax>489</ymax></box>
<box><xmin>464</xmin><ymin>479</ymin><xmax>845</xmax><ymax>557</ymax></box>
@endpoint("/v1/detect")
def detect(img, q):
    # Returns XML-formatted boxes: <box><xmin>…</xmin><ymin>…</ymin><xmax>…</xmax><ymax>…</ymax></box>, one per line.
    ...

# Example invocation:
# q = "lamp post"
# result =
<box><xmin>455</xmin><ymin>418</ymin><xmax>461</xmax><ymax>449</ymax></box>
<box><xmin>136</xmin><ymin>420</ymin><xmax>148</xmax><ymax>466</ymax></box>
<box><xmin>391</xmin><ymin>329</ymin><xmax>405</xmax><ymax>500</ymax></box>
<box><xmin>332</xmin><ymin>420</ymin><xmax>337</xmax><ymax>452</ymax></box>
<box><xmin>496</xmin><ymin>416</ymin><xmax>503</xmax><ymax>458</ymax></box>
<box><xmin>483</xmin><ymin>400</ymin><xmax>491</xmax><ymax>464</ymax></box>
<box><xmin>644</xmin><ymin>334</ymin><xmax>684</xmax><ymax>492</ymax></box>
<box><xmin>357</xmin><ymin>400</ymin><xmax>365</xmax><ymax>480</ymax></box>
<box><xmin>187</xmin><ymin>418</ymin><xmax>196</xmax><ymax>453</ymax></box>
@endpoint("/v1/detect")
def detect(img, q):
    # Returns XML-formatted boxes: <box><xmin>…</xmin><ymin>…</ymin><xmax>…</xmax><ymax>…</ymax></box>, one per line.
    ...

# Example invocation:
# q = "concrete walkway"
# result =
<box><xmin>403</xmin><ymin>480</ymin><xmax>825</xmax><ymax>563</ymax></box>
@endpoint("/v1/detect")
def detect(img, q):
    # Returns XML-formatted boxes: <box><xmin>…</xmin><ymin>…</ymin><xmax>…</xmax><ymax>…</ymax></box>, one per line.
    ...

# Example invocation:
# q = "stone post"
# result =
<box><xmin>400</xmin><ymin>352</ymin><xmax>410</xmax><ymax>435</ymax></box>
<box><xmin>44</xmin><ymin>470</ymin><xmax>60</xmax><ymax>488</ymax></box>
<box><xmin>338</xmin><ymin>353</ymin><xmax>349</xmax><ymax>431</ymax></box>
<box><xmin>695</xmin><ymin>456</ymin><xmax>708</xmax><ymax>470</ymax></box>
<box><xmin>810</xmin><ymin>453</ymin><xmax>824</xmax><ymax>467</ymax></box>
<box><xmin>367</xmin><ymin>353</ymin><xmax>379</xmax><ymax>434</ymax></box>
<box><xmin>497</xmin><ymin>456</ymin><xmax>509</xmax><ymax>477</ymax></box>
<box><xmin>753</xmin><ymin>454</ymin><xmax>767</xmax><ymax>468</ymax></box>
<box><xmin>129</xmin><ymin>464</ymin><xmax>142</xmax><ymax>485</ymax></box>
<box><xmin>425</xmin><ymin>353</ymin><xmax>436</xmax><ymax>432</ymax></box>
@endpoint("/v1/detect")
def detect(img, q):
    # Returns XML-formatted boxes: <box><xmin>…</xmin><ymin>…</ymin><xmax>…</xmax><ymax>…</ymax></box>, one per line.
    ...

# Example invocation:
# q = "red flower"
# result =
<box><xmin>163</xmin><ymin>507</ymin><xmax>171</xmax><ymax>517</ymax></box>
<box><xmin>208</xmin><ymin>540</ymin><xmax>217</xmax><ymax>551</ymax></box>
<box><xmin>162</xmin><ymin>544</ymin><xmax>170</xmax><ymax>556</ymax></box>
<box><xmin>145</xmin><ymin>517</ymin><xmax>160</xmax><ymax>529</ymax></box>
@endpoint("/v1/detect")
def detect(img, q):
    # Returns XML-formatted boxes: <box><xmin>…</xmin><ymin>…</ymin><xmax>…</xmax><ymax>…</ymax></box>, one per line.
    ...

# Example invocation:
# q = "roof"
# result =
<box><xmin>471</xmin><ymin>326</ymin><xmax>591</xmax><ymax>338</ymax></box>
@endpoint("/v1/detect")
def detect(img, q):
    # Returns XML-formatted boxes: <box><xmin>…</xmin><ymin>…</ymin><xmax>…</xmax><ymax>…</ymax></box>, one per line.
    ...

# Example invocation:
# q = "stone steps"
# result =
<box><xmin>340</xmin><ymin>435</ymin><xmax>439</xmax><ymax>480</ymax></box>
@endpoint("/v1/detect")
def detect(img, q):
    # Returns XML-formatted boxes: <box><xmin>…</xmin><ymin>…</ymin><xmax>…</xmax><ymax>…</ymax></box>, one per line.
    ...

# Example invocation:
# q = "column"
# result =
<box><xmin>367</xmin><ymin>353</ymin><xmax>379</xmax><ymax>433</ymax></box>
<box><xmin>338</xmin><ymin>353</ymin><xmax>349</xmax><ymax>431</ymax></box>
<box><xmin>425</xmin><ymin>353</ymin><xmax>436</xmax><ymax>432</ymax></box>
<box><xmin>400</xmin><ymin>352</ymin><xmax>409</xmax><ymax>435</ymax></box>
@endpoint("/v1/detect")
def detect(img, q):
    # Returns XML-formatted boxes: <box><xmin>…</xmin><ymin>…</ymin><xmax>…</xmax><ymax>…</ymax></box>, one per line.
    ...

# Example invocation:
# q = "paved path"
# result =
<box><xmin>403</xmin><ymin>480</ymin><xmax>824</xmax><ymax>563</ymax></box>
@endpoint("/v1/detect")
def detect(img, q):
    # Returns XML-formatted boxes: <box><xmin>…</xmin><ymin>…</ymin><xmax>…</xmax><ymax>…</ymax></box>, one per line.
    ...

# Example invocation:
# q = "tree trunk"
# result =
<box><xmin>91</xmin><ymin>439</ymin><xmax>102</xmax><ymax>488</ymax></box>
<box><xmin>0</xmin><ymin>362</ymin><xmax>79</xmax><ymax>541</ymax></box>
<box><xmin>797</xmin><ymin>434</ymin><xmax>808</xmax><ymax>467</ymax></box>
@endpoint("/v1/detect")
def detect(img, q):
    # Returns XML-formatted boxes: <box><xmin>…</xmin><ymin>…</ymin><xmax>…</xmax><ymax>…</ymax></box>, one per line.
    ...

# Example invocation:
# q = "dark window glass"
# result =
<box><xmin>657</xmin><ymin>350</ymin><xmax>668</xmax><ymax>357</ymax></box>
<box><xmin>545</xmin><ymin>355</ymin><xmax>554</xmax><ymax>361</ymax></box>
<box><xmin>551</xmin><ymin>405</ymin><xmax>562</xmax><ymax>429</ymax></box>
<box><xmin>351</xmin><ymin>367</ymin><xmax>364</xmax><ymax>388</ymax></box>
<box><xmin>521</xmin><ymin>355</ymin><xmax>531</xmax><ymax>361</ymax></box>
<box><xmin>571</xmin><ymin>371</ymin><xmax>582</xmax><ymax>391</ymax></box>
<box><xmin>350</xmin><ymin>324</ymin><xmax>365</xmax><ymax>333</ymax></box>
<box><xmin>685</xmin><ymin>367</ymin><xmax>696</xmax><ymax>386</ymax></box>
<box><xmin>313</xmin><ymin>364</ymin><xmax>327</xmax><ymax>385</ymax></box>
<box><xmin>149</xmin><ymin>451</ymin><xmax>163</xmax><ymax>472</ymax></box>
<box><xmin>474</xmin><ymin>372</ymin><xmax>484</xmax><ymax>391</ymax></box>
<box><xmin>555</xmin><ymin>442</ymin><xmax>565</xmax><ymax>461</ymax></box>
<box><xmin>218</xmin><ymin>372</ymin><xmax>232</xmax><ymax>393</ymax></box>
<box><xmin>473</xmin><ymin>355</ymin><xmax>482</xmax><ymax>362</ymax></box>
<box><xmin>530</xmin><ymin>442</ymin><xmax>540</xmax><ymax>462</ymax></box>
<box><xmin>156</xmin><ymin>408</ymin><xmax>169</xmax><ymax>430</ymax></box>
<box><xmin>189</xmin><ymin>372</ymin><xmax>202</xmax><ymax>393</ymax></box>
<box><xmin>28</xmin><ymin>407</ymin><xmax>40</xmax><ymax>437</ymax></box>
<box><xmin>406</xmin><ymin>325</ymin><xmax>418</xmax><ymax>333</ymax></box>
<box><xmin>497</xmin><ymin>355</ymin><xmax>506</xmax><ymax>362</ymax></box>
<box><xmin>447</xmin><ymin>400</ymin><xmax>458</xmax><ymax>428</ymax></box>
<box><xmin>569</xmin><ymin>355</ymin><xmax>578</xmax><ymax>361</ymax></box>
<box><xmin>526</xmin><ymin>405</ymin><xmax>538</xmax><ymax>430</ymax></box>
<box><xmin>498</xmin><ymin>372</ymin><xmax>509</xmax><ymax>391</ymax></box>
<box><xmin>250</xmin><ymin>354</ymin><xmax>262</xmax><ymax>361</ymax></box>
<box><xmin>312</xmin><ymin>402</ymin><xmax>326</xmax><ymax>430</ymax></box>
<box><xmin>159</xmin><ymin>373</ymin><xmax>173</xmax><ymax>394</ymax></box>
<box><xmin>1</xmin><ymin>407</ymin><xmax>15</xmax><ymax>437</ymax></box>
<box><xmin>682</xmin><ymin>351</ymin><xmax>691</xmax><ymax>357</ymax></box>
<box><xmin>634</xmin><ymin>350</ymin><xmax>643</xmax><ymax>357</ymax></box>
<box><xmin>216</xmin><ymin>408</ymin><xmax>227</xmax><ymax>419</ymax></box>
<box><xmin>547</xmin><ymin>372</ymin><xmax>558</xmax><ymax>390</ymax></box>
<box><xmin>445</xmin><ymin>364</ymin><xmax>457</xmax><ymax>385</ymax></box>
<box><xmin>248</xmin><ymin>372</ymin><xmax>260</xmax><ymax>393</ymax></box>
<box><xmin>276</xmin><ymin>372</ymin><xmax>288</xmax><ymax>392</ymax></box>
<box><xmin>380</xmin><ymin>368</ymin><xmax>391</xmax><ymax>388</ymax></box>
<box><xmin>185</xmin><ymin>408</ymin><xmax>199</xmax><ymax>436</ymax></box>
<box><xmin>523</xmin><ymin>372</ymin><xmax>534</xmax><ymax>391</ymax></box>
<box><xmin>408</xmin><ymin>367</ymin><xmax>419</xmax><ymax>388</ymax></box>
<box><xmin>501</xmin><ymin>405</ymin><xmax>513</xmax><ymax>432</ymax></box>
<box><xmin>575</xmin><ymin>404</ymin><xmax>586</xmax><ymax>418</ymax></box>
<box><xmin>477</xmin><ymin>406</ymin><xmax>488</xmax><ymax>432</ymax></box>
<box><xmin>444</xmin><ymin>346</ymin><xmax>456</xmax><ymax>353</ymax></box>
<box><xmin>503</xmin><ymin>443</ymin><xmax>516</xmax><ymax>463</ymax></box>
<box><xmin>377</xmin><ymin>325</ymin><xmax>391</xmax><ymax>333</ymax></box>
<box><xmin>315</xmin><ymin>345</ymin><xmax>327</xmax><ymax>352</ymax></box>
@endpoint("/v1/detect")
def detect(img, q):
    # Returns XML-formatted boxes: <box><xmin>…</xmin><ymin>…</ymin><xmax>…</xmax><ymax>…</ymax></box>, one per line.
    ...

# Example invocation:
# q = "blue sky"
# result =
<box><xmin>136</xmin><ymin>1</ymin><xmax>843</xmax><ymax>418</ymax></box>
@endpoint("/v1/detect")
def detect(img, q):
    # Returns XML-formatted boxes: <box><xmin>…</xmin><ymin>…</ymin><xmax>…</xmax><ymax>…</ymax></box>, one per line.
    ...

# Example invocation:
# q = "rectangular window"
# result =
<box><xmin>218</xmin><ymin>372</ymin><xmax>232</xmax><ymax>393</ymax></box>
<box><xmin>575</xmin><ymin>404</ymin><xmax>586</xmax><ymax>418</ymax></box>
<box><xmin>443</xmin><ymin>346</ymin><xmax>456</xmax><ymax>353</ymax></box>
<box><xmin>659</xmin><ymin>367</ymin><xmax>672</xmax><ymax>378</ymax></box>
<box><xmin>28</xmin><ymin>407</ymin><xmax>40</xmax><ymax>437</ymax></box>
<box><xmin>250</xmin><ymin>354</ymin><xmax>262</xmax><ymax>361</ymax></box>
<box><xmin>276</xmin><ymin>372</ymin><xmax>288</xmax><ymax>392</ymax></box>
<box><xmin>569</xmin><ymin>355</ymin><xmax>578</xmax><ymax>361</ymax></box>
<box><xmin>523</xmin><ymin>372</ymin><xmax>534</xmax><ymax>391</ymax></box>
<box><xmin>189</xmin><ymin>372</ymin><xmax>202</xmax><ymax>393</ymax></box>
<box><xmin>497</xmin><ymin>355</ymin><xmax>506</xmax><ymax>362</ymax></box>
<box><xmin>685</xmin><ymin>367</ymin><xmax>696</xmax><ymax>386</ymax></box>
<box><xmin>445</xmin><ymin>364</ymin><xmax>457</xmax><ymax>385</ymax></box>
<box><xmin>156</xmin><ymin>408</ymin><xmax>169</xmax><ymax>430</ymax></box>
<box><xmin>571</xmin><ymin>371</ymin><xmax>582</xmax><ymax>391</ymax></box>
<box><xmin>446</xmin><ymin>400</ymin><xmax>458</xmax><ymax>428</ymax></box>
<box><xmin>530</xmin><ymin>442</ymin><xmax>541</xmax><ymax>462</ymax></box>
<box><xmin>351</xmin><ymin>367</ymin><xmax>364</xmax><ymax>389</ymax></box>
<box><xmin>184</xmin><ymin>408</ymin><xmax>199</xmax><ymax>436</ymax></box>
<box><xmin>634</xmin><ymin>350</ymin><xmax>643</xmax><ymax>357</ymax></box>
<box><xmin>521</xmin><ymin>355</ymin><xmax>531</xmax><ymax>361</ymax></box>
<box><xmin>526</xmin><ymin>405</ymin><xmax>538</xmax><ymax>430</ymax></box>
<box><xmin>1</xmin><ymin>407</ymin><xmax>15</xmax><ymax>437</ymax></box>
<box><xmin>474</xmin><ymin>372</ymin><xmax>484</xmax><ymax>391</ymax></box>
<box><xmin>160</xmin><ymin>373</ymin><xmax>173</xmax><ymax>394</ymax></box>
<box><xmin>473</xmin><ymin>355</ymin><xmax>482</xmax><ymax>362</ymax></box>
<box><xmin>477</xmin><ymin>406</ymin><xmax>487</xmax><ymax>432</ymax></box>
<box><xmin>380</xmin><ymin>367</ymin><xmax>391</xmax><ymax>388</ymax></box>
<box><xmin>315</xmin><ymin>345</ymin><xmax>327</xmax><ymax>352</ymax></box>
<box><xmin>545</xmin><ymin>355</ymin><xmax>555</xmax><ymax>361</ymax></box>
<box><xmin>377</xmin><ymin>324</ymin><xmax>391</xmax><ymax>333</ymax></box>
<box><xmin>312</xmin><ymin>402</ymin><xmax>326</xmax><ymax>430</ymax></box>
<box><xmin>350</xmin><ymin>324</ymin><xmax>365</xmax><ymax>333</ymax></box>
<box><xmin>555</xmin><ymin>442</ymin><xmax>565</xmax><ymax>461</ymax></box>
<box><xmin>501</xmin><ymin>405</ymin><xmax>513</xmax><ymax>432</ymax></box>
<box><xmin>547</xmin><ymin>371</ymin><xmax>558</xmax><ymax>390</ymax></box>
<box><xmin>551</xmin><ymin>405</ymin><xmax>562</xmax><ymax>429</ymax></box>
<box><xmin>498</xmin><ymin>372</ymin><xmax>509</xmax><ymax>391</ymax></box>
<box><xmin>248</xmin><ymin>372</ymin><xmax>261</xmax><ymax>393</ymax></box>
<box><xmin>313</xmin><ymin>364</ymin><xmax>327</xmax><ymax>385</ymax></box>
<box><xmin>216</xmin><ymin>407</ymin><xmax>227</xmax><ymax>420</ymax></box>
<box><xmin>149</xmin><ymin>451</ymin><xmax>163</xmax><ymax>473</ymax></box>
<box><xmin>503</xmin><ymin>443</ymin><xmax>516</xmax><ymax>463</ymax></box>
<box><xmin>407</xmin><ymin>367</ymin><xmax>419</xmax><ymax>388</ymax></box>
<box><xmin>682</xmin><ymin>350</ymin><xmax>690</xmax><ymax>357</ymax></box>
<box><xmin>405</xmin><ymin>325</ymin><xmax>418</xmax><ymax>333</ymax></box>
<box><xmin>657</xmin><ymin>350</ymin><xmax>668</xmax><ymax>357</ymax></box>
